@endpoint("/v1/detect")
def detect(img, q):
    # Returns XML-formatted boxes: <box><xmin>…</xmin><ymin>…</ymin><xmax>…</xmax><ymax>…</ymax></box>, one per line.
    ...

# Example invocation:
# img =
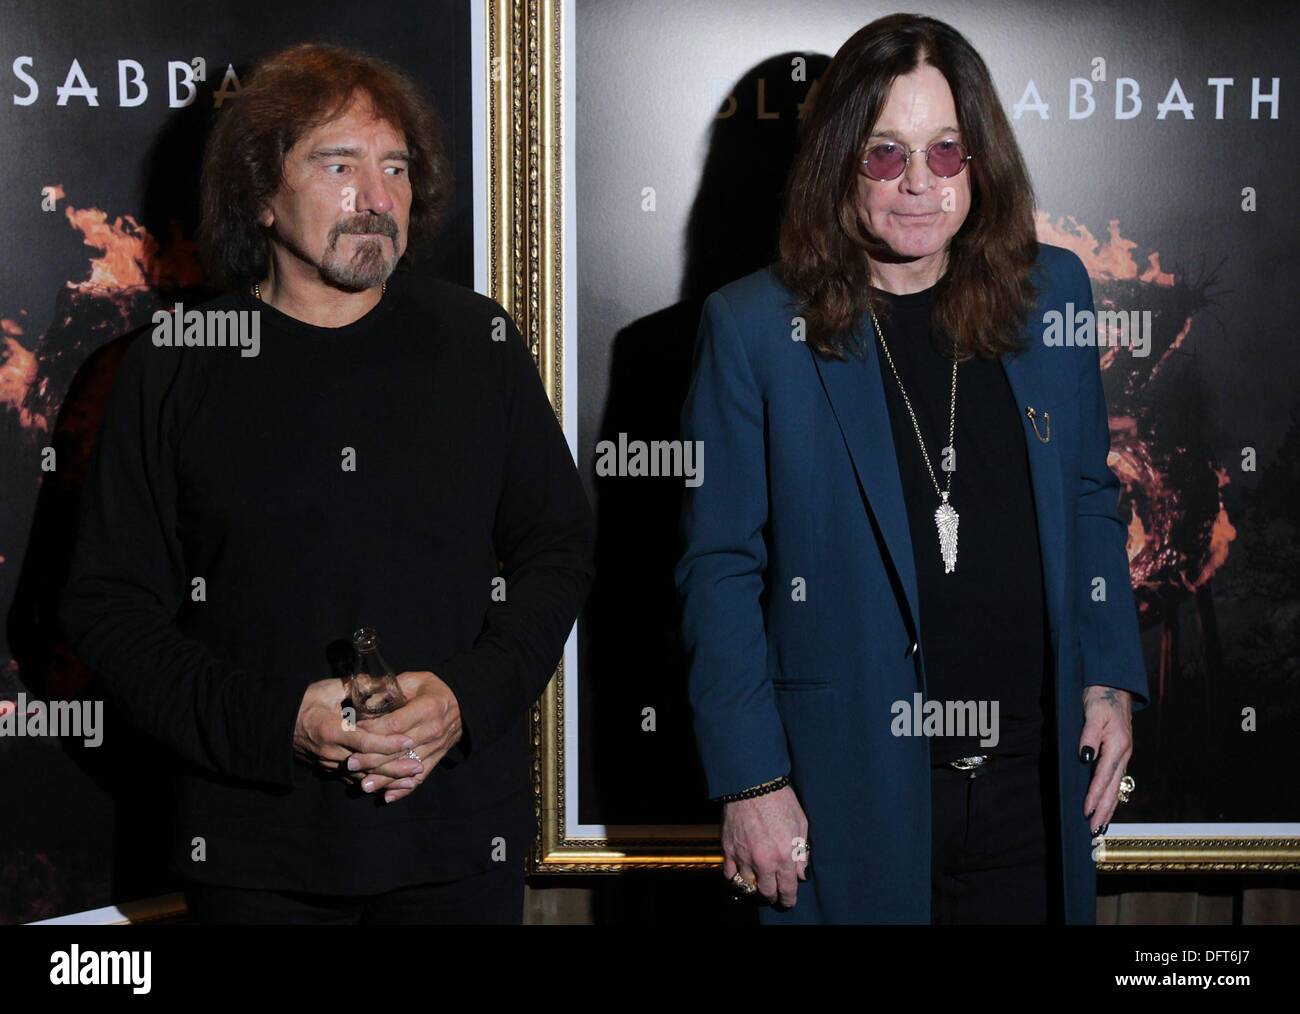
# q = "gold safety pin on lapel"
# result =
<box><xmin>1026</xmin><ymin>405</ymin><xmax>1051</xmax><ymax>443</ymax></box>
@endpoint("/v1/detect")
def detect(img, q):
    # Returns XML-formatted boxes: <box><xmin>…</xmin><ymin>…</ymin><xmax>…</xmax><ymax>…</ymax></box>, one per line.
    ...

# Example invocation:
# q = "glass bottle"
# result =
<box><xmin>346</xmin><ymin>627</ymin><xmax>408</xmax><ymax>718</ymax></box>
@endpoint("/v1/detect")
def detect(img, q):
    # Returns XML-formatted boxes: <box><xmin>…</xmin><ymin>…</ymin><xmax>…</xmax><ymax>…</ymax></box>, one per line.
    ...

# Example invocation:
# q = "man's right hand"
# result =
<box><xmin>721</xmin><ymin>784</ymin><xmax>809</xmax><ymax>908</ymax></box>
<box><xmin>292</xmin><ymin>678</ymin><xmax>422</xmax><ymax>795</ymax></box>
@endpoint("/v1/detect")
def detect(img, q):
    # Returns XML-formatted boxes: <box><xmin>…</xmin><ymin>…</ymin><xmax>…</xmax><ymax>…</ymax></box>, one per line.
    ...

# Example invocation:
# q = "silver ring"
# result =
<box><xmin>405</xmin><ymin>748</ymin><xmax>421</xmax><ymax>762</ymax></box>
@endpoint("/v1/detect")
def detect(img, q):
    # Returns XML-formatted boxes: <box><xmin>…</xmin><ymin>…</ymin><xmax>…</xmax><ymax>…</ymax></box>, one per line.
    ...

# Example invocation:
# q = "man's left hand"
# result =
<box><xmin>344</xmin><ymin>670</ymin><xmax>463</xmax><ymax>803</ymax></box>
<box><xmin>1079</xmin><ymin>684</ymin><xmax>1133</xmax><ymax>836</ymax></box>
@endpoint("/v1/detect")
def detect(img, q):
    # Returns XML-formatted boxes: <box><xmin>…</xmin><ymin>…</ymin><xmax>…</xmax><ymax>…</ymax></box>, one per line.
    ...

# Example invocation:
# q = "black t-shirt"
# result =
<box><xmin>60</xmin><ymin>268</ymin><xmax>594</xmax><ymax>894</ymax></box>
<box><xmin>870</xmin><ymin>282</ymin><xmax>1050</xmax><ymax>762</ymax></box>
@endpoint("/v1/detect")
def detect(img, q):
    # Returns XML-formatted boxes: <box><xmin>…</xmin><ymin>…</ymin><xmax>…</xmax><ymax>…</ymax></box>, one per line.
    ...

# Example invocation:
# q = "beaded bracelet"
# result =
<box><xmin>713</xmin><ymin>774</ymin><xmax>791</xmax><ymax>803</ymax></box>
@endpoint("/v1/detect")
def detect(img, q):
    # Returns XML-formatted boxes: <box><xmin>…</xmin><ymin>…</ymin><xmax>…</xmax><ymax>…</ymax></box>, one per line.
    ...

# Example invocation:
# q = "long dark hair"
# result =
<box><xmin>778</xmin><ymin>14</ymin><xmax>1040</xmax><ymax>360</ymax></box>
<box><xmin>197</xmin><ymin>42</ymin><xmax>451</xmax><ymax>290</ymax></box>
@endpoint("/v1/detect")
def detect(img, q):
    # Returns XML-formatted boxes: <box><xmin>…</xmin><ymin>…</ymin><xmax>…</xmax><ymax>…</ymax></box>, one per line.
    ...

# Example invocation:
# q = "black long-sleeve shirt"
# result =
<box><xmin>870</xmin><ymin>283</ymin><xmax>1050</xmax><ymax>763</ymax></box>
<box><xmin>59</xmin><ymin>268</ymin><xmax>594</xmax><ymax>893</ymax></box>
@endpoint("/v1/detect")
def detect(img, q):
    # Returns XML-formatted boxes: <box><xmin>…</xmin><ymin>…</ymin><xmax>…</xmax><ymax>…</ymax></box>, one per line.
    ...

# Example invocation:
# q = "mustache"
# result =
<box><xmin>332</xmin><ymin>216</ymin><xmax>398</xmax><ymax>240</ymax></box>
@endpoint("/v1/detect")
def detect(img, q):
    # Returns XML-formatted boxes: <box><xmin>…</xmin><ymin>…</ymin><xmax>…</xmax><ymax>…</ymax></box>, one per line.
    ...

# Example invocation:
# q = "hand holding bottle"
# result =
<box><xmin>292</xmin><ymin>676</ymin><xmax>421</xmax><ymax>782</ymax></box>
<box><xmin>348</xmin><ymin>670</ymin><xmax>464</xmax><ymax>803</ymax></box>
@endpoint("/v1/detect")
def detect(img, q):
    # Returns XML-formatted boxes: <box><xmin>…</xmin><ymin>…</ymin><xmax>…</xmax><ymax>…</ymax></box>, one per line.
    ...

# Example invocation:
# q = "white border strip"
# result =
<box><xmin>470</xmin><ymin>0</ymin><xmax>488</xmax><ymax>295</ymax></box>
<box><xmin>27</xmin><ymin>894</ymin><xmax>186</xmax><ymax>926</ymax></box>
<box><xmin>1107</xmin><ymin>823</ymin><xmax>1300</xmax><ymax>836</ymax></box>
<box><xmin>562</xmin><ymin>0</ymin><xmax>587</xmax><ymax>841</ymax></box>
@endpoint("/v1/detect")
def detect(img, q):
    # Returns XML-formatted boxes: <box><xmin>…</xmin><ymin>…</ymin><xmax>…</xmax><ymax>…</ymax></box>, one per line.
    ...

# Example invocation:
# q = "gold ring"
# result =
<box><xmin>730</xmin><ymin>872</ymin><xmax>757</xmax><ymax>895</ymax></box>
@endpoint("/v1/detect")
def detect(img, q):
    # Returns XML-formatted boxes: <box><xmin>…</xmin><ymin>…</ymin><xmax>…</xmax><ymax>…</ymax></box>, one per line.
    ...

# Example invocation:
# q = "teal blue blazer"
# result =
<box><xmin>675</xmin><ymin>243</ymin><xmax>1150</xmax><ymax>924</ymax></box>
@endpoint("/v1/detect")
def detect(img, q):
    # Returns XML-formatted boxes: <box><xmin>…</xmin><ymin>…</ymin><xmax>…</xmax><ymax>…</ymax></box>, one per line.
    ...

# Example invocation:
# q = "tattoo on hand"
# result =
<box><xmin>1083</xmin><ymin>686</ymin><xmax>1128</xmax><ymax>714</ymax></box>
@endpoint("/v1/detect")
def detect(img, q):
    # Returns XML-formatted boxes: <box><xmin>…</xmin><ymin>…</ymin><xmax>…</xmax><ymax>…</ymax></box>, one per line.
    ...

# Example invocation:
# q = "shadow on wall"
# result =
<box><xmin>582</xmin><ymin>53</ymin><xmax>831</xmax><ymax>827</ymax></box>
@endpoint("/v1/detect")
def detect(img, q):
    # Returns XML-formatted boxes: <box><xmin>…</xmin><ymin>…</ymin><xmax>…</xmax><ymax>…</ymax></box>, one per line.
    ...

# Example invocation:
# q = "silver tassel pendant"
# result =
<box><xmin>935</xmin><ymin>492</ymin><xmax>959</xmax><ymax>573</ymax></box>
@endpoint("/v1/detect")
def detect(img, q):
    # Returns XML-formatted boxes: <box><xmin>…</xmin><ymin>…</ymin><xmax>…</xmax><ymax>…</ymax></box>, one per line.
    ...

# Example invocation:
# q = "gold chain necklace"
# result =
<box><xmin>869</xmin><ymin>305</ymin><xmax>960</xmax><ymax>574</ymax></box>
<box><xmin>252</xmin><ymin>280</ymin><xmax>385</xmax><ymax>300</ymax></box>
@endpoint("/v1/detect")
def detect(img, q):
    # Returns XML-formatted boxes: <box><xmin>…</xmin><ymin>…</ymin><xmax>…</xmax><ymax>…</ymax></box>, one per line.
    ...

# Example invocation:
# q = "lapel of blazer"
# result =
<box><xmin>811</xmin><ymin>333</ymin><xmax>923</xmax><ymax>642</ymax></box>
<box><xmin>810</xmin><ymin>308</ymin><xmax>1067</xmax><ymax>651</ymax></box>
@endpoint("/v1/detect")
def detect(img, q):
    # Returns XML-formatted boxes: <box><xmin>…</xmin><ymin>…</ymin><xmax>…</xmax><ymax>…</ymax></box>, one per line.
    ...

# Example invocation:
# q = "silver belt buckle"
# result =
<box><xmin>947</xmin><ymin>754</ymin><xmax>988</xmax><ymax>771</ymax></box>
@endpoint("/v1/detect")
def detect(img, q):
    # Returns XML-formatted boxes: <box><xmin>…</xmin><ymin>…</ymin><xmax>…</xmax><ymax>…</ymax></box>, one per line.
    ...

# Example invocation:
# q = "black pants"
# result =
<box><xmin>930</xmin><ymin>751</ymin><xmax>1064</xmax><ymax>924</ymax></box>
<box><xmin>182</xmin><ymin>864</ymin><xmax>525</xmax><ymax>925</ymax></box>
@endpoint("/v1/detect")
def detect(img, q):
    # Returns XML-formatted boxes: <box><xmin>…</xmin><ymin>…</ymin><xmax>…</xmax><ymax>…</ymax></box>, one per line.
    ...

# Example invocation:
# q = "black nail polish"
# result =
<box><xmin>1100</xmin><ymin>824</ymin><xmax>1109</xmax><ymax>835</ymax></box>
<box><xmin>1079</xmin><ymin>746</ymin><xmax>1095</xmax><ymax>763</ymax></box>
<box><xmin>1086</xmin><ymin>808</ymin><xmax>1096</xmax><ymax>820</ymax></box>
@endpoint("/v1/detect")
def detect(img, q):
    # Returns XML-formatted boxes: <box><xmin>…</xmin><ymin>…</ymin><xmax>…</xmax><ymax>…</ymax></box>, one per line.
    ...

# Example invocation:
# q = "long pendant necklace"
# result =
<box><xmin>869</xmin><ymin>306</ymin><xmax>960</xmax><ymax>574</ymax></box>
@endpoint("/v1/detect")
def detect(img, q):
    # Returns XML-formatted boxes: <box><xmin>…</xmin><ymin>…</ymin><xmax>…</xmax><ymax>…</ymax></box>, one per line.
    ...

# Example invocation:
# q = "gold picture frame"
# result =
<box><xmin>481</xmin><ymin>0</ymin><xmax>719</xmax><ymax>873</ymax></box>
<box><xmin>1095</xmin><ymin>836</ymin><xmax>1300</xmax><ymax>873</ymax></box>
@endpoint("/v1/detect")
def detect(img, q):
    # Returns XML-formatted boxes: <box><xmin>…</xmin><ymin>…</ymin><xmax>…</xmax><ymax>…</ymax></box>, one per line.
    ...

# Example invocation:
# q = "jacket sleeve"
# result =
<box><xmin>58</xmin><ymin>335</ymin><xmax>304</xmax><ymax>789</ymax></box>
<box><xmin>434</xmin><ymin>313</ymin><xmax>595</xmax><ymax>758</ymax></box>
<box><xmin>1071</xmin><ymin>260</ymin><xmax>1151</xmax><ymax>712</ymax></box>
<box><xmin>675</xmin><ymin>291</ymin><xmax>791</xmax><ymax>799</ymax></box>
